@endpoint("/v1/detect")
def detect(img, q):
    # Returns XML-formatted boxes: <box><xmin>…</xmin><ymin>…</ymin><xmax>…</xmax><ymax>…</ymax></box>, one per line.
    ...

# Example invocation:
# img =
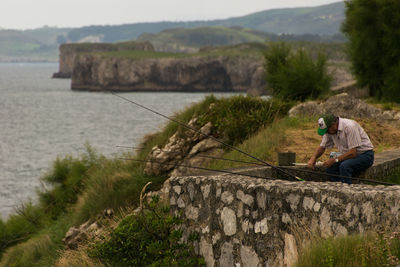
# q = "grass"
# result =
<box><xmin>0</xmin><ymin>214</ymin><xmax>72</xmax><ymax>266</ymax></box>
<box><xmin>147</xmin><ymin>26</ymin><xmax>267</xmax><ymax>46</ymax></box>
<box><xmin>0</xmin><ymin>146</ymin><xmax>167</xmax><ymax>266</ymax></box>
<box><xmin>97</xmin><ymin>41</ymin><xmax>346</xmax><ymax>61</ymax></box>
<box><xmin>206</xmin><ymin>116</ymin><xmax>300</xmax><ymax>170</ymax></box>
<box><xmin>366</xmin><ymin>97</ymin><xmax>400</xmax><ymax>112</ymax></box>
<box><xmin>97</xmin><ymin>43</ymin><xmax>266</xmax><ymax>60</ymax></box>
<box><xmin>71</xmin><ymin>159</ymin><xmax>166</xmax><ymax>225</ymax></box>
<box><xmin>295</xmin><ymin>232</ymin><xmax>400</xmax><ymax>267</ymax></box>
<box><xmin>380</xmin><ymin>167</ymin><xmax>400</xmax><ymax>185</ymax></box>
<box><xmin>97</xmin><ymin>50</ymin><xmax>184</xmax><ymax>60</ymax></box>
<box><xmin>55</xmin><ymin>249</ymin><xmax>104</xmax><ymax>267</ymax></box>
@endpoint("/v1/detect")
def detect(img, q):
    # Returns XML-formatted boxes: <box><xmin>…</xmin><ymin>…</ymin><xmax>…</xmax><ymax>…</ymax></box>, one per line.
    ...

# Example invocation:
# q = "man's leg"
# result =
<box><xmin>339</xmin><ymin>150</ymin><xmax>374</xmax><ymax>184</ymax></box>
<box><xmin>326</xmin><ymin>162</ymin><xmax>341</xmax><ymax>182</ymax></box>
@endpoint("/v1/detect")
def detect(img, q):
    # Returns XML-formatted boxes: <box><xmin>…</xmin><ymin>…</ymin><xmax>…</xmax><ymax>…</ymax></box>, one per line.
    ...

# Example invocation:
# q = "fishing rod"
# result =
<box><xmin>111</xmin><ymin>93</ymin><xmax>397</xmax><ymax>186</ymax></box>
<box><xmin>276</xmin><ymin>165</ymin><xmax>399</xmax><ymax>186</ymax></box>
<box><xmin>111</xmin><ymin>92</ymin><xmax>303</xmax><ymax>182</ymax></box>
<box><xmin>116</xmin><ymin>145</ymin><xmax>265</xmax><ymax>166</ymax></box>
<box><xmin>116</xmin><ymin>145</ymin><xmax>398</xmax><ymax>186</ymax></box>
<box><xmin>122</xmin><ymin>150</ymin><xmax>396</xmax><ymax>185</ymax></box>
<box><xmin>120</xmin><ymin>157</ymin><xmax>278</xmax><ymax>181</ymax></box>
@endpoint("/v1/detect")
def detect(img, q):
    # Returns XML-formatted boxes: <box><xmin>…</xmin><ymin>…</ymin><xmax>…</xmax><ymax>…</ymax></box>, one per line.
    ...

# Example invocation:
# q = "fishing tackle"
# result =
<box><xmin>120</xmin><ymin>157</ymin><xmax>277</xmax><ymax>180</ymax></box>
<box><xmin>117</xmin><ymin>146</ymin><xmax>398</xmax><ymax>186</ymax></box>
<box><xmin>111</xmin><ymin>92</ymin><xmax>303</xmax><ymax>181</ymax></box>
<box><xmin>112</xmin><ymin>93</ymin><xmax>399</xmax><ymax>186</ymax></box>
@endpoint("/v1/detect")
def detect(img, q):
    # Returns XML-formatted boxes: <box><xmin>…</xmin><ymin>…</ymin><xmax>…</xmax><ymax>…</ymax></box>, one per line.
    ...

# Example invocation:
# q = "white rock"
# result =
<box><xmin>221</xmin><ymin>207</ymin><xmax>237</xmax><ymax>236</ymax></box>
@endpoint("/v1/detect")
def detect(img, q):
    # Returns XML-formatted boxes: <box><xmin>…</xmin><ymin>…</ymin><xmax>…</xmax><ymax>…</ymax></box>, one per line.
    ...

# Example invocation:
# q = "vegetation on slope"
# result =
<box><xmin>295</xmin><ymin>232</ymin><xmax>400</xmax><ymax>267</ymax></box>
<box><xmin>136</xmin><ymin>26</ymin><xmax>270</xmax><ymax>52</ymax></box>
<box><xmin>90</xmin><ymin>196</ymin><xmax>205</xmax><ymax>266</ymax></box>
<box><xmin>0</xmin><ymin>95</ymin><xmax>291</xmax><ymax>266</ymax></box>
<box><xmin>1</xmin><ymin>93</ymin><xmax>400</xmax><ymax>265</ymax></box>
<box><xmin>96</xmin><ymin>41</ymin><xmax>348</xmax><ymax>67</ymax></box>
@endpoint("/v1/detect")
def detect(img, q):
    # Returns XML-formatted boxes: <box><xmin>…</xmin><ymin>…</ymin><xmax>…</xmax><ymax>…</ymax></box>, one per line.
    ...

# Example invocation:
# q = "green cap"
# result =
<box><xmin>317</xmin><ymin>114</ymin><xmax>335</xmax><ymax>136</ymax></box>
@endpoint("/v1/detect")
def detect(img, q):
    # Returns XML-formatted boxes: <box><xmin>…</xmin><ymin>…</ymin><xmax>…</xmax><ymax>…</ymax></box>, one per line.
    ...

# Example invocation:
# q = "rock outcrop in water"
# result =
<box><xmin>70</xmin><ymin>53</ymin><xmax>266</xmax><ymax>93</ymax></box>
<box><xmin>52</xmin><ymin>41</ymin><xmax>154</xmax><ymax>78</ymax></box>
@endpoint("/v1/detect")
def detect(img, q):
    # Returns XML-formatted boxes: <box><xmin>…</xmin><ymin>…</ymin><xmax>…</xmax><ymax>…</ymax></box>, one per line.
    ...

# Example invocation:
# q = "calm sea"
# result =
<box><xmin>0</xmin><ymin>62</ymin><xmax>239</xmax><ymax>219</ymax></box>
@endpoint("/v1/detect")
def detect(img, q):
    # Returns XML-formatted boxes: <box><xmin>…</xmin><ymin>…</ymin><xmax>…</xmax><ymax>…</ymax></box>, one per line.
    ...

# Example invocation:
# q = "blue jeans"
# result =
<box><xmin>326</xmin><ymin>150</ymin><xmax>374</xmax><ymax>184</ymax></box>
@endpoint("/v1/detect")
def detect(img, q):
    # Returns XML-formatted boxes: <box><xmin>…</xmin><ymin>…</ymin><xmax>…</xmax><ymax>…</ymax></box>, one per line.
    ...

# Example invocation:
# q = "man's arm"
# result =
<box><xmin>308</xmin><ymin>146</ymin><xmax>325</xmax><ymax>169</ymax></box>
<box><xmin>324</xmin><ymin>147</ymin><xmax>357</xmax><ymax>168</ymax></box>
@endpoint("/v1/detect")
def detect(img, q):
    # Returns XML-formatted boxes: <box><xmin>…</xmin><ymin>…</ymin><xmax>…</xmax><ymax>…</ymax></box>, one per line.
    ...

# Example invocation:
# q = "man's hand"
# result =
<box><xmin>323</xmin><ymin>158</ymin><xmax>337</xmax><ymax>168</ymax></box>
<box><xmin>308</xmin><ymin>146</ymin><xmax>326</xmax><ymax>170</ymax></box>
<box><xmin>307</xmin><ymin>158</ymin><xmax>316</xmax><ymax>169</ymax></box>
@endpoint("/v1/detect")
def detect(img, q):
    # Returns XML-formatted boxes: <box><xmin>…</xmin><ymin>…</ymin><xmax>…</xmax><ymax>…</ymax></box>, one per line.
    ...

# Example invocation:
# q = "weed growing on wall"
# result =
<box><xmin>90</xmin><ymin>195</ymin><xmax>205</xmax><ymax>266</ymax></box>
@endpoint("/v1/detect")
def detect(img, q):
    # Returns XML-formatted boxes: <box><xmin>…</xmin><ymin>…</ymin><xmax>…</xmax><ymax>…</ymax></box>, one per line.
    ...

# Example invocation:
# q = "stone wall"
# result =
<box><xmin>166</xmin><ymin>175</ymin><xmax>400</xmax><ymax>266</ymax></box>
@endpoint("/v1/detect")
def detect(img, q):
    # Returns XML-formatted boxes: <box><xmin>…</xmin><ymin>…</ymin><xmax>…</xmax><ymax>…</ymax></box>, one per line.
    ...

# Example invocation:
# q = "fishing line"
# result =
<box><xmin>116</xmin><ymin>145</ymin><xmax>397</xmax><ymax>185</ymax></box>
<box><xmin>276</xmin><ymin>166</ymin><xmax>399</xmax><ymax>186</ymax></box>
<box><xmin>111</xmin><ymin>93</ymin><xmax>397</xmax><ymax>186</ymax></box>
<box><xmin>116</xmin><ymin>145</ymin><xmax>265</xmax><ymax>166</ymax></box>
<box><xmin>111</xmin><ymin>92</ymin><xmax>303</xmax><ymax>181</ymax></box>
<box><xmin>120</xmin><ymin>157</ymin><xmax>278</xmax><ymax>180</ymax></box>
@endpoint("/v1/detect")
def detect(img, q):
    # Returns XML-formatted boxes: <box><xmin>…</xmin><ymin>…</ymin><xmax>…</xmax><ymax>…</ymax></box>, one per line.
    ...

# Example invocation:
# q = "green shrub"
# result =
<box><xmin>206</xmin><ymin>116</ymin><xmax>308</xmax><ymax>170</ymax></box>
<box><xmin>0</xmin><ymin>203</ymin><xmax>44</xmax><ymax>253</ymax></box>
<box><xmin>264</xmin><ymin>42</ymin><xmax>332</xmax><ymax>101</ymax></box>
<box><xmin>138</xmin><ymin>95</ymin><xmax>292</xmax><ymax>156</ymax></box>
<box><xmin>39</xmin><ymin>146</ymin><xmax>100</xmax><ymax>220</ymax></box>
<box><xmin>0</xmin><ymin>146</ymin><xmax>101</xmax><ymax>256</ymax></box>
<box><xmin>90</xmin><ymin>196</ymin><xmax>204</xmax><ymax>266</ymax></box>
<box><xmin>72</xmin><ymin>159</ymin><xmax>166</xmax><ymax>225</ymax></box>
<box><xmin>0</xmin><ymin>214</ymin><xmax>73</xmax><ymax>267</ymax></box>
<box><xmin>198</xmin><ymin>95</ymin><xmax>293</xmax><ymax>145</ymax></box>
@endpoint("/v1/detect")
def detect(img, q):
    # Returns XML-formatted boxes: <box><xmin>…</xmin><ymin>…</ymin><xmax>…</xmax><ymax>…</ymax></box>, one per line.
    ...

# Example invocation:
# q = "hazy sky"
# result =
<box><xmin>1</xmin><ymin>0</ymin><xmax>342</xmax><ymax>30</ymax></box>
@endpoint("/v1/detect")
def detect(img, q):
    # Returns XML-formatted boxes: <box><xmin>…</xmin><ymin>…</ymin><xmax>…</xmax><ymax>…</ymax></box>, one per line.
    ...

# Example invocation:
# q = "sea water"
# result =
<box><xmin>0</xmin><ymin>62</ymin><xmax>239</xmax><ymax>219</ymax></box>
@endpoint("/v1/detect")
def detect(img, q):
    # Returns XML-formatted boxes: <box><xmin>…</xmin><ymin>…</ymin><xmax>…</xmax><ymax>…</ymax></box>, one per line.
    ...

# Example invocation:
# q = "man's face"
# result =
<box><xmin>327</xmin><ymin>121</ymin><xmax>338</xmax><ymax>134</ymax></box>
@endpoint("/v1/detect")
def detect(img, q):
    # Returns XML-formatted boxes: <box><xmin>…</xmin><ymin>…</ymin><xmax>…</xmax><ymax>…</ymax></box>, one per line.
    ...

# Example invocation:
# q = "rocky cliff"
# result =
<box><xmin>53</xmin><ymin>41</ymin><xmax>154</xmax><ymax>78</ymax></box>
<box><xmin>70</xmin><ymin>53</ymin><xmax>265</xmax><ymax>93</ymax></box>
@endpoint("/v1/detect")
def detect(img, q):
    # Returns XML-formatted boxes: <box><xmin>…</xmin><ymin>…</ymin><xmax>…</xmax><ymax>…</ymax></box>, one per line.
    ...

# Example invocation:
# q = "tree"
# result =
<box><xmin>342</xmin><ymin>0</ymin><xmax>400</xmax><ymax>101</ymax></box>
<box><xmin>264</xmin><ymin>42</ymin><xmax>331</xmax><ymax>101</ymax></box>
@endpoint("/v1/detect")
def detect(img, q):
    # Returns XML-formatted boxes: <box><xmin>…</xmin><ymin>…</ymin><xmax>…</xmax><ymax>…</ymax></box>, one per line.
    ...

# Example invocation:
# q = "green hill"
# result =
<box><xmin>67</xmin><ymin>2</ymin><xmax>344</xmax><ymax>43</ymax></box>
<box><xmin>136</xmin><ymin>26</ymin><xmax>271</xmax><ymax>52</ymax></box>
<box><xmin>217</xmin><ymin>2</ymin><xmax>345</xmax><ymax>35</ymax></box>
<box><xmin>0</xmin><ymin>28</ymin><xmax>67</xmax><ymax>61</ymax></box>
<box><xmin>0</xmin><ymin>1</ymin><xmax>345</xmax><ymax>61</ymax></box>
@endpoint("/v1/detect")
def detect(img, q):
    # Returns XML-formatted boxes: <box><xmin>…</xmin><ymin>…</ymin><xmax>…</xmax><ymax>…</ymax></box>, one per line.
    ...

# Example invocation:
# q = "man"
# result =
<box><xmin>307</xmin><ymin>114</ymin><xmax>374</xmax><ymax>184</ymax></box>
